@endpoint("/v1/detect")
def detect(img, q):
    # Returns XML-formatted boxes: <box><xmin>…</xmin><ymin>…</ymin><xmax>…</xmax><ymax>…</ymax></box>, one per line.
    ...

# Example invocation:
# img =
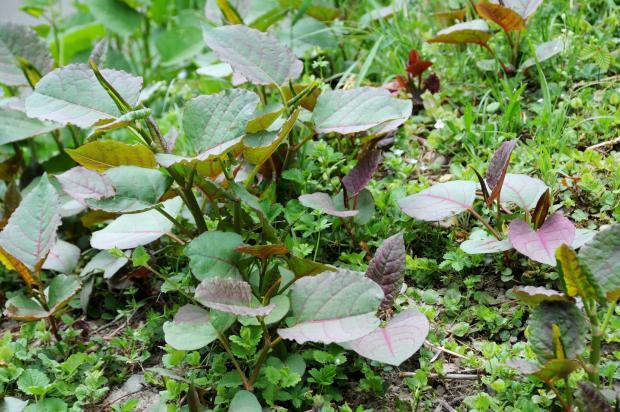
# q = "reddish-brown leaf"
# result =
<box><xmin>342</xmin><ymin>150</ymin><xmax>382</xmax><ymax>198</ymax></box>
<box><xmin>532</xmin><ymin>189</ymin><xmax>551</xmax><ymax>229</ymax></box>
<box><xmin>235</xmin><ymin>244</ymin><xmax>289</xmax><ymax>260</ymax></box>
<box><xmin>476</xmin><ymin>2</ymin><xmax>526</xmax><ymax>32</ymax></box>
<box><xmin>366</xmin><ymin>233</ymin><xmax>406</xmax><ymax>310</ymax></box>
<box><xmin>485</xmin><ymin>139</ymin><xmax>518</xmax><ymax>204</ymax></box>
<box><xmin>428</xmin><ymin>20</ymin><xmax>492</xmax><ymax>46</ymax></box>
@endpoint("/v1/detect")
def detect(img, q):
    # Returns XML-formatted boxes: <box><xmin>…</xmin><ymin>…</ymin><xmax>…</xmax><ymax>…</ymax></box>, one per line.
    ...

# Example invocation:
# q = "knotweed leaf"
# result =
<box><xmin>163</xmin><ymin>304</ymin><xmax>234</xmax><ymax>351</ymax></box>
<box><xmin>90</xmin><ymin>197</ymin><xmax>182</xmax><ymax>249</ymax></box>
<box><xmin>340</xmin><ymin>308</ymin><xmax>429</xmax><ymax>366</ymax></box>
<box><xmin>203</xmin><ymin>24</ymin><xmax>302</xmax><ymax>86</ymax></box>
<box><xmin>460</xmin><ymin>230</ymin><xmax>513</xmax><ymax>254</ymax></box>
<box><xmin>521</xmin><ymin>39</ymin><xmax>565</xmax><ymax>70</ymax></box>
<box><xmin>66</xmin><ymin>141</ymin><xmax>157</xmax><ymax>172</ymax></box>
<box><xmin>494</xmin><ymin>0</ymin><xmax>543</xmax><ymax>19</ymax></box>
<box><xmin>42</xmin><ymin>240</ymin><xmax>81</xmax><ymax>274</ymax></box>
<box><xmin>0</xmin><ymin>175</ymin><xmax>61</xmax><ymax>271</ymax></box>
<box><xmin>85</xmin><ymin>166</ymin><xmax>172</xmax><ymax>213</ymax></box>
<box><xmin>0</xmin><ymin>22</ymin><xmax>53</xmax><ymax>86</ymax></box>
<box><xmin>183</xmin><ymin>89</ymin><xmax>259</xmax><ymax>155</ymax></box>
<box><xmin>342</xmin><ymin>150</ymin><xmax>382</xmax><ymax>198</ymax></box>
<box><xmin>475</xmin><ymin>3</ymin><xmax>525</xmax><ymax>32</ymax></box>
<box><xmin>427</xmin><ymin>20</ymin><xmax>492</xmax><ymax>45</ymax></box>
<box><xmin>500</xmin><ymin>173</ymin><xmax>548</xmax><ymax>211</ymax></box>
<box><xmin>579</xmin><ymin>224</ymin><xmax>620</xmax><ymax>301</ymax></box>
<box><xmin>572</xmin><ymin>228</ymin><xmax>597</xmax><ymax>250</ymax></box>
<box><xmin>195</xmin><ymin>277</ymin><xmax>275</xmax><ymax>316</ymax></box>
<box><xmin>509</xmin><ymin>213</ymin><xmax>576</xmax><ymax>265</ymax></box>
<box><xmin>229</xmin><ymin>391</ymin><xmax>261</xmax><ymax>412</ymax></box>
<box><xmin>26</xmin><ymin>64</ymin><xmax>142</xmax><ymax>128</ymax></box>
<box><xmin>312</xmin><ymin>87</ymin><xmax>411</xmax><ymax>134</ymax></box>
<box><xmin>512</xmin><ymin>286</ymin><xmax>569</xmax><ymax>306</ymax></box>
<box><xmin>556</xmin><ymin>244</ymin><xmax>603</xmax><ymax>302</ymax></box>
<box><xmin>185</xmin><ymin>231</ymin><xmax>244</xmax><ymax>281</ymax></box>
<box><xmin>235</xmin><ymin>244</ymin><xmax>289</xmax><ymax>260</ymax></box>
<box><xmin>0</xmin><ymin>99</ymin><xmax>60</xmax><ymax>145</ymax></box>
<box><xmin>531</xmin><ymin>189</ymin><xmax>551</xmax><ymax>229</ymax></box>
<box><xmin>85</xmin><ymin>0</ymin><xmax>143</xmax><ymax>37</ymax></box>
<box><xmin>278</xmin><ymin>269</ymin><xmax>383</xmax><ymax>344</ymax></box>
<box><xmin>485</xmin><ymin>139</ymin><xmax>517</xmax><ymax>205</ymax></box>
<box><xmin>366</xmin><ymin>233</ymin><xmax>406</xmax><ymax>310</ymax></box>
<box><xmin>244</xmin><ymin>109</ymin><xmax>299</xmax><ymax>165</ymax></box>
<box><xmin>56</xmin><ymin>166</ymin><xmax>115</xmax><ymax>205</ymax></box>
<box><xmin>398</xmin><ymin>180</ymin><xmax>476</xmax><ymax>221</ymax></box>
<box><xmin>299</xmin><ymin>192</ymin><xmax>358</xmax><ymax>217</ymax></box>
<box><xmin>527</xmin><ymin>301</ymin><xmax>586</xmax><ymax>363</ymax></box>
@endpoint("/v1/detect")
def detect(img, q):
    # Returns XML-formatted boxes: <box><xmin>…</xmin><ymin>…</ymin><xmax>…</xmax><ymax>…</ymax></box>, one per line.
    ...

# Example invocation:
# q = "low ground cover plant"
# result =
<box><xmin>0</xmin><ymin>0</ymin><xmax>618</xmax><ymax>410</ymax></box>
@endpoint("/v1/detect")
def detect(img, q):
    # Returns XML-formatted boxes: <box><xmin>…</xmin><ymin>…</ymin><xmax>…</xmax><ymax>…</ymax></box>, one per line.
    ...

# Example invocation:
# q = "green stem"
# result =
<box><xmin>154</xmin><ymin>205</ymin><xmax>192</xmax><ymax>237</ymax></box>
<box><xmin>168</xmin><ymin>167</ymin><xmax>207</xmax><ymax>234</ymax></box>
<box><xmin>585</xmin><ymin>300</ymin><xmax>601</xmax><ymax>385</ymax></box>
<box><xmin>468</xmin><ymin>208</ymin><xmax>502</xmax><ymax>240</ymax></box>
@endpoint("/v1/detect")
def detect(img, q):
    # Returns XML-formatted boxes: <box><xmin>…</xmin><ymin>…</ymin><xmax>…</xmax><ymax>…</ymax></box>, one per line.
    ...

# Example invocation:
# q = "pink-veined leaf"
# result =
<box><xmin>493</xmin><ymin>0</ymin><xmax>543</xmax><ymax>19</ymax></box>
<box><xmin>340</xmin><ymin>308</ymin><xmax>429</xmax><ymax>366</ymax></box>
<box><xmin>298</xmin><ymin>192</ymin><xmax>358</xmax><ymax>217</ymax></box>
<box><xmin>365</xmin><ymin>232</ymin><xmax>406</xmax><ymax>310</ymax></box>
<box><xmin>460</xmin><ymin>230</ymin><xmax>513</xmax><ymax>254</ymax></box>
<box><xmin>397</xmin><ymin>180</ymin><xmax>476</xmax><ymax>221</ymax></box>
<box><xmin>195</xmin><ymin>277</ymin><xmax>275</xmax><ymax>316</ymax></box>
<box><xmin>56</xmin><ymin>166</ymin><xmax>115</xmax><ymax>205</ymax></box>
<box><xmin>500</xmin><ymin>173</ymin><xmax>548</xmax><ymax>211</ymax></box>
<box><xmin>278</xmin><ymin>269</ymin><xmax>383</xmax><ymax>344</ymax></box>
<box><xmin>42</xmin><ymin>240</ymin><xmax>80</xmax><ymax>274</ymax></box>
<box><xmin>485</xmin><ymin>139</ymin><xmax>517</xmax><ymax>205</ymax></box>
<box><xmin>508</xmin><ymin>213</ymin><xmax>576</xmax><ymax>265</ymax></box>
<box><xmin>342</xmin><ymin>150</ymin><xmax>382</xmax><ymax>198</ymax></box>
<box><xmin>0</xmin><ymin>175</ymin><xmax>61</xmax><ymax>271</ymax></box>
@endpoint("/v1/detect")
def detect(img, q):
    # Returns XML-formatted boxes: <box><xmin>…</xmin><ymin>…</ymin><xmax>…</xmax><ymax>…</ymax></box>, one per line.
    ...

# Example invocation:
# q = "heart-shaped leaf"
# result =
<box><xmin>485</xmin><ymin>139</ymin><xmax>517</xmax><ymax>205</ymax></box>
<box><xmin>42</xmin><ymin>240</ymin><xmax>80</xmax><ymax>274</ymax></box>
<box><xmin>0</xmin><ymin>99</ymin><xmax>60</xmax><ymax>145</ymax></box>
<box><xmin>298</xmin><ymin>192</ymin><xmax>358</xmax><ymax>218</ymax></box>
<box><xmin>527</xmin><ymin>301</ymin><xmax>586</xmax><ymax>363</ymax></box>
<box><xmin>278</xmin><ymin>269</ymin><xmax>383</xmax><ymax>344</ymax></box>
<box><xmin>427</xmin><ymin>19</ymin><xmax>492</xmax><ymax>45</ymax></box>
<box><xmin>203</xmin><ymin>24</ymin><xmax>302</xmax><ymax>86</ymax></box>
<box><xmin>26</xmin><ymin>64</ymin><xmax>143</xmax><ymax>128</ymax></box>
<box><xmin>312</xmin><ymin>87</ymin><xmax>411</xmax><ymax>134</ymax></box>
<box><xmin>66</xmin><ymin>140</ymin><xmax>157</xmax><ymax>172</ymax></box>
<box><xmin>579</xmin><ymin>224</ymin><xmax>620</xmax><ymax>301</ymax></box>
<box><xmin>475</xmin><ymin>2</ymin><xmax>525</xmax><ymax>32</ymax></box>
<box><xmin>0</xmin><ymin>175</ymin><xmax>61</xmax><ymax>271</ymax></box>
<box><xmin>509</xmin><ymin>213</ymin><xmax>576</xmax><ymax>265</ymax></box>
<box><xmin>243</xmin><ymin>109</ymin><xmax>299</xmax><ymax>165</ymax></box>
<box><xmin>365</xmin><ymin>233</ymin><xmax>406</xmax><ymax>310</ymax></box>
<box><xmin>556</xmin><ymin>244</ymin><xmax>603</xmax><ymax>302</ymax></box>
<box><xmin>0</xmin><ymin>22</ymin><xmax>53</xmax><ymax>86</ymax></box>
<box><xmin>460</xmin><ymin>230</ymin><xmax>513</xmax><ymax>254</ymax></box>
<box><xmin>183</xmin><ymin>89</ymin><xmax>259</xmax><ymax>156</ymax></box>
<box><xmin>398</xmin><ymin>180</ymin><xmax>477</xmax><ymax>221</ymax></box>
<box><xmin>340</xmin><ymin>308</ymin><xmax>429</xmax><ymax>366</ymax></box>
<box><xmin>163</xmin><ymin>304</ymin><xmax>235</xmax><ymax>351</ymax></box>
<box><xmin>521</xmin><ymin>39</ymin><xmax>565</xmax><ymax>70</ymax></box>
<box><xmin>90</xmin><ymin>197</ymin><xmax>182</xmax><ymax>249</ymax></box>
<box><xmin>512</xmin><ymin>286</ymin><xmax>570</xmax><ymax>306</ymax></box>
<box><xmin>56</xmin><ymin>166</ymin><xmax>115</xmax><ymax>205</ymax></box>
<box><xmin>195</xmin><ymin>277</ymin><xmax>275</xmax><ymax>316</ymax></box>
<box><xmin>85</xmin><ymin>166</ymin><xmax>172</xmax><ymax>213</ymax></box>
<box><xmin>342</xmin><ymin>150</ymin><xmax>382</xmax><ymax>198</ymax></box>
<box><xmin>185</xmin><ymin>231</ymin><xmax>244</xmax><ymax>281</ymax></box>
<box><xmin>500</xmin><ymin>173</ymin><xmax>549</xmax><ymax>211</ymax></box>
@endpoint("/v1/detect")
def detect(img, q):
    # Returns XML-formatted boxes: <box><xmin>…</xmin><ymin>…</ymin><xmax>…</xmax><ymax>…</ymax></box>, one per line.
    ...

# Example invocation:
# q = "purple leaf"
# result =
<box><xmin>508</xmin><ymin>213</ymin><xmax>576</xmax><ymax>265</ymax></box>
<box><xmin>397</xmin><ymin>180</ymin><xmax>476</xmax><ymax>221</ymax></box>
<box><xmin>366</xmin><ymin>233</ymin><xmax>406</xmax><ymax>310</ymax></box>
<box><xmin>56</xmin><ymin>166</ymin><xmax>115</xmax><ymax>205</ymax></box>
<box><xmin>340</xmin><ymin>308</ymin><xmax>429</xmax><ymax>366</ymax></box>
<box><xmin>500</xmin><ymin>173</ymin><xmax>548</xmax><ymax>211</ymax></box>
<box><xmin>195</xmin><ymin>277</ymin><xmax>275</xmax><ymax>316</ymax></box>
<box><xmin>298</xmin><ymin>192</ymin><xmax>358</xmax><ymax>218</ymax></box>
<box><xmin>485</xmin><ymin>140</ymin><xmax>517</xmax><ymax>205</ymax></box>
<box><xmin>278</xmin><ymin>269</ymin><xmax>383</xmax><ymax>344</ymax></box>
<box><xmin>342</xmin><ymin>150</ymin><xmax>382</xmax><ymax>198</ymax></box>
